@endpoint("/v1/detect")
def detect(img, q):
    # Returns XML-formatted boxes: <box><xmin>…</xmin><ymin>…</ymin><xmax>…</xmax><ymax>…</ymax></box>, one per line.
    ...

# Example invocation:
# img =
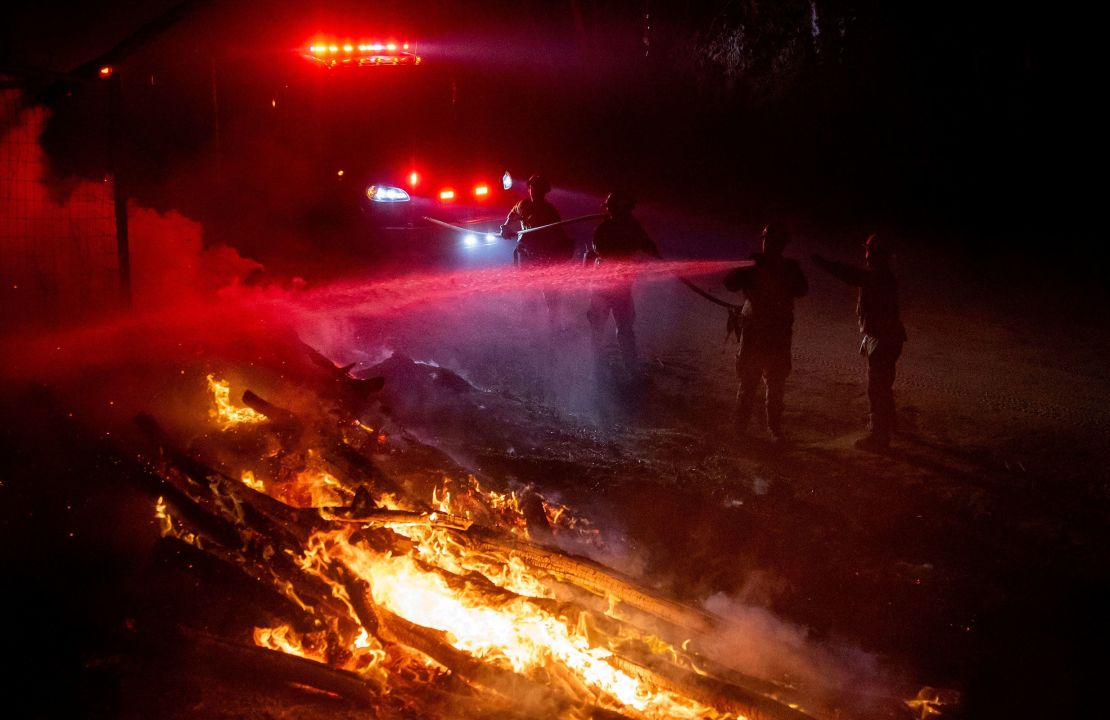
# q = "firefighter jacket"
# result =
<box><xmin>510</xmin><ymin>198</ymin><xmax>573</xmax><ymax>260</ymax></box>
<box><xmin>812</xmin><ymin>256</ymin><xmax>906</xmax><ymax>342</ymax></box>
<box><xmin>724</xmin><ymin>253</ymin><xmax>808</xmax><ymax>356</ymax></box>
<box><xmin>590</xmin><ymin>215</ymin><xmax>658</xmax><ymax>261</ymax></box>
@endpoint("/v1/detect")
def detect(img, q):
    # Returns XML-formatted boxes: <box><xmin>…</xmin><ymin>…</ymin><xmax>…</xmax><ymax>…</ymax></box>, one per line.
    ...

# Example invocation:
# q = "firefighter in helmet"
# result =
<box><xmin>585</xmin><ymin>191</ymin><xmax>660</xmax><ymax>379</ymax></box>
<box><xmin>812</xmin><ymin>233</ymin><xmax>907</xmax><ymax>451</ymax></box>
<box><xmin>724</xmin><ymin>222</ymin><xmax>808</xmax><ymax>445</ymax></box>
<box><xmin>501</xmin><ymin>174</ymin><xmax>575</xmax><ymax>324</ymax></box>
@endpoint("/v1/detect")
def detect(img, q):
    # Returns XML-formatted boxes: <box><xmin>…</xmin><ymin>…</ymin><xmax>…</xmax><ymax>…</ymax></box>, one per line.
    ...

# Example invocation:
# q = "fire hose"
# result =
<box><xmin>673</xmin><ymin>274</ymin><xmax>744</xmax><ymax>344</ymax></box>
<box><xmin>426</xmin><ymin>213</ymin><xmax>747</xmax><ymax>340</ymax></box>
<box><xmin>426</xmin><ymin>213</ymin><xmax>607</xmax><ymax>266</ymax></box>
<box><xmin>513</xmin><ymin>213</ymin><xmax>607</xmax><ymax>237</ymax></box>
<box><xmin>423</xmin><ymin>213</ymin><xmax>607</xmax><ymax>240</ymax></box>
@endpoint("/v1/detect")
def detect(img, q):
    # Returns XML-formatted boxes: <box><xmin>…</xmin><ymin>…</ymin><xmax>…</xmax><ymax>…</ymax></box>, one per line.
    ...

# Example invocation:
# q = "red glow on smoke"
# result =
<box><xmin>2</xmin><ymin>259</ymin><xmax>737</xmax><ymax>381</ymax></box>
<box><xmin>1</xmin><ymin>89</ymin><xmax>261</xmax><ymax>330</ymax></box>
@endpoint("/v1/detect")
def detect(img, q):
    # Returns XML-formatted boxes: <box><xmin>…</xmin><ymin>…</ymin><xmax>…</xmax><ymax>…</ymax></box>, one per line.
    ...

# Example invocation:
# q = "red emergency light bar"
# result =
<box><xmin>303</xmin><ymin>38</ymin><xmax>421</xmax><ymax>68</ymax></box>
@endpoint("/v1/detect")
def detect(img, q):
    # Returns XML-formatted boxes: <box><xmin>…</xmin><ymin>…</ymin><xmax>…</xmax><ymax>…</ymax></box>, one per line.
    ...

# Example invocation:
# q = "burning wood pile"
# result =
<box><xmin>133</xmin><ymin>340</ymin><xmax>820</xmax><ymax>720</ymax></box>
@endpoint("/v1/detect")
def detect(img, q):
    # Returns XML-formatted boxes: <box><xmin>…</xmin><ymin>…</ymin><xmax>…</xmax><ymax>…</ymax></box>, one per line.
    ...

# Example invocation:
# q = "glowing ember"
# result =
<box><xmin>240</xmin><ymin>470</ymin><xmax>265</xmax><ymax>492</ymax></box>
<box><xmin>154</xmin><ymin>495</ymin><xmax>198</xmax><ymax>547</ymax></box>
<box><xmin>206</xmin><ymin>374</ymin><xmax>266</xmax><ymax>428</ymax></box>
<box><xmin>254</xmin><ymin>625</ymin><xmax>327</xmax><ymax>663</ymax></box>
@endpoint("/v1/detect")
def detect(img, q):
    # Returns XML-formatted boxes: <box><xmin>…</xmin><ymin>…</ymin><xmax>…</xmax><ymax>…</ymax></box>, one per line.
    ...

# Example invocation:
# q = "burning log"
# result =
<box><xmin>153</xmin><ymin>492</ymin><xmax>360</xmax><ymax>640</ymax></box>
<box><xmin>321</xmin><ymin>506</ymin><xmax>472</xmax><ymax>531</ymax></box>
<box><xmin>372</xmin><ymin>602</ymin><xmax>586</xmax><ymax>718</ymax></box>
<box><xmin>460</xmin><ymin>526</ymin><xmax>720</xmax><ymax>636</ymax></box>
<box><xmin>337</xmin><ymin>563</ymin><xmax>598</xmax><ymax>716</ymax></box>
<box><xmin>320</xmin><ymin>441</ymin><xmax>409</xmax><ymax>501</ymax></box>
<box><xmin>607</xmin><ymin>654</ymin><xmax>817</xmax><ymax>720</ymax></box>
<box><xmin>137</xmin><ymin>412</ymin><xmax>326</xmax><ymax>544</ymax></box>
<box><xmin>241</xmin><ymin>389</ymin><xmax>301</xmax><ymax>429</ymax></box>
<box><xmin>393</xmin><ymin>549</ymin><xmax>814</xmax><ymax>720</ymax></box>
<box><xmin>154</xmin><ymin>535</ymin><xmax>322</xmax><ymax>632</ymax></box>
<box><xmin>144</xmin><ymin>464</ymin><xmax>244</xmax><ymax>549</ymax></box>
<box><xmin>221</xmin><ymin>384</ymin><xmax>412</xmax><ymax>507</ymax></box>
<box><xmin>180</xmin><ymin>625</ymin><xmax>379</xmax><ymax>705</ymax></box>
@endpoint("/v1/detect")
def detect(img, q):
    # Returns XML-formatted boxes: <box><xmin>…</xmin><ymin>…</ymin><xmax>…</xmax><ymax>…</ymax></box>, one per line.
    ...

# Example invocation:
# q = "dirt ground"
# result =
<box><xmin>2</xmin><ymin>210</ymin><xmax>1107</xmax><ymax>719</ymax></box>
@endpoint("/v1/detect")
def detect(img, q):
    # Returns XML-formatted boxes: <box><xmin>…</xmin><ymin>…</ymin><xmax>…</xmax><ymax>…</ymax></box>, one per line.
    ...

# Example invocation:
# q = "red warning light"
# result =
<box><xmin>474</xmin><ymin>185</ymin><xmax>489</xmax><ymax>197</ymax></box>
<box><xmin>439</xmin><ymin>189</ymin><xmax>456</xmax><ymax>201</ymax></box>
<box><xmin>302</xmin><ymin>37</ymin><xmax>421</xmax><ymax>68</ymax></box>
<box><xmin>409</xmin><ymin>172</ymin><xmax>419</xmax><ymax>187</ymax></box>
<box><xmin>98</xmin><ymin>66</ymin><xmax>114</xmax><ymax>79</ymax></box>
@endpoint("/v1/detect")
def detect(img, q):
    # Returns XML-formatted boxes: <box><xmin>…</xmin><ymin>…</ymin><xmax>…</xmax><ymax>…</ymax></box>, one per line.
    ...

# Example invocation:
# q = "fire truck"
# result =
<box><xmin>287</xmin><ymin>35</ymin><xmax>520</xmax><ymax>261</ymax></box>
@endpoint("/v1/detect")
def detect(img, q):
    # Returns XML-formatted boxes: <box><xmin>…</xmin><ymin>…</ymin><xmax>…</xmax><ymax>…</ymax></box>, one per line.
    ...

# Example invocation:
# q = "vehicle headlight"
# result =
<box><xmin>367</xmin><ymin>185</ymin><xmax>410</xmax><ymax>203</ymax></box>
<box><xmin>502</xmin><ymin>171</ymin><xmax>512</xmax><ymax>191</ymax></box>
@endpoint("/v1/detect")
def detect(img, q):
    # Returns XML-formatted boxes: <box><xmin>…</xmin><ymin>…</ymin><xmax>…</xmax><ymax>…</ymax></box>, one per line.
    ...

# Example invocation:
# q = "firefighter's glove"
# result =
<box><xmin>500</xmin><ymin>224</ymin><xmax>516</xmax><ymax>240</ymax></box>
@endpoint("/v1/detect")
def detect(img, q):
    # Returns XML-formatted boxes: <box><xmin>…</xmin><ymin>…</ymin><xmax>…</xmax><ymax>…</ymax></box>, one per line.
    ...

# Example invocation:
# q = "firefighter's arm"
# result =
<box><xmin>723</xmin><ymin>265</ymin><xmax>755</xmax><ymax>292</ymax></box>
<box><xmin>500</xmin><ymin>208</ymin><xmax>521</xmax><ymax>239</ymax></box>
<box><xmin>811</xmin><ymin>254</ymin><xmax>866</xmax><ymax>286</ymax></box>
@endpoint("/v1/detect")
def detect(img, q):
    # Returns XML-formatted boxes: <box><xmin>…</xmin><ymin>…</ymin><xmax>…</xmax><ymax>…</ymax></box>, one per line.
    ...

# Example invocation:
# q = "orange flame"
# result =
<box><xmin>305</xmin><ymin>527</ymin><xmax>735</xmax><ymax>718</ymax></box>
<box><xmin>206</xmin><ymin>374</ymin><xmax>266</xmax><ymax>428</ymax></box>
<box><xmin>240</xmin><ymin>470</ymin><xmax>265</xmax><ymax>492</ymax></box>
<box><xmin>185</xmin><ymin>375</ymin><xmax>754</xmax><ymax>717</ymax></box>
<box><xmin>254</xmin><ymin>625</ymin><xmax>327</xmax><ymax>663</ymax></box>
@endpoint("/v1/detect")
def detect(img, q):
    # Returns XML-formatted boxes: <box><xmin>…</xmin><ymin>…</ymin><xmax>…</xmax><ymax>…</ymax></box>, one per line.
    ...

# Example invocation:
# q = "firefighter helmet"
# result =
<box><xmin>864</xmin><ymin>233</ymin><xmax>891</xmax><ymax>257</ymax></box>
<box><xmin>526</xmin><ymin>174</ymin><xmax>551</xmax><ymax>194</ymax></box>
<box><xmin>760</xmin><ymin>222</ymin><xmax>790</xmax><ymax>251</ymax></box>
<box><xmin>603</xmin><ymin>191</ymin><xmax>635</xmax><ymax>213</ymax></box>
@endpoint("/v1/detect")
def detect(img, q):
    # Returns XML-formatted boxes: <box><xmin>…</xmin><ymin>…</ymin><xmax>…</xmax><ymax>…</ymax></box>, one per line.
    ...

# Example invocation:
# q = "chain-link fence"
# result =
<box><xmin>2</xmin><ymin>82</ymin><xmax>123</xmax><ymax>332</ymax></box>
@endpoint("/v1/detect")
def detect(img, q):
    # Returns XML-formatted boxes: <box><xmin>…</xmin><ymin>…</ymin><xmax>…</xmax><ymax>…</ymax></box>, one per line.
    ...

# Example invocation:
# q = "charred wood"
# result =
<box><xmin>179</xmin><ymin>625</ymin><xmax>380</xmax><ymax>705</ymax></box>
<box><xmin>153</xmin><ymin>495</ymin><xmax>359</xmax><ymax>639</ymax></box>
<box><xmin>337</xmin><ymin>568</ymin><xmax>381</xmax><ymax>639</ymax></box>
<box><xmin>321</xmin><ymin>442</ymin><xmax>411</xmax><ymax>503</ymax></box>
<box><xmin>139</xmin><ymin>462</ymin><xmax>244</xmax><ymax>548</ymax></box>
<box><xmin>321</xmin><ymin>506</ymin><xmax>473</xmax><ymax>531</ymax></box>
<box><xmin>298</xmin><ymin>341</ymin><xmax>384</xmax><ymax>414</ymax></box>
<box><xmin>241</xmin><ymin>389</ymin><xmax>301</xmax><ymax>430</ymax></box>
<box><xmin>137</xmin><ymin>412</ymin><xmax>325</xmax><ymax>545</ymax></box>
<box><xmin>153</xmin><ymin>536</ymin><xmax>321</xmax><ymax>633</ymax></box>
